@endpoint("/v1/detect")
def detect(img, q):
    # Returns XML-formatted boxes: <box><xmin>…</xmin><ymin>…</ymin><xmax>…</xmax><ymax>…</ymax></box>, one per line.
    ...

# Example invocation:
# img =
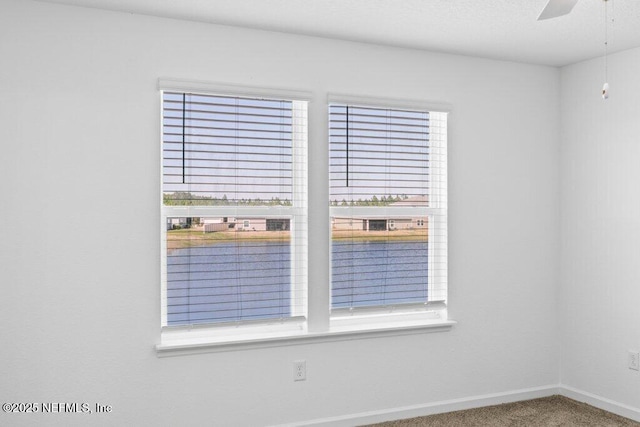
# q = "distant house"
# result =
<box><xmin>332</xmin><ymin>195</ymin><xmax>428</xmax><ymax>231</ymax></box>
<box><xmin>236</xmin><ymin>218</ymin><xmax>264</xmax><ymax>231</ymax></box>
<box><xmin>201</xmin><ymin>217</ymin><xmax>235</xmax><ymax>232</ymax></box>
<box><xmin>203</xmin><ymin>222</ymin><xmax>228</xmax><ymax>232</ymax></box>
<box><xmin>166</xmin><ymin>217</ymin><xmax>192</xmax><ymax>230</ymax></box>
<box><xmin>235</xmin><ymin>218</ymin><xmax>291</xmax><ymax>231</ymax></box>
<box><xmin>265</xmin><ymin>219</ymin><xmax>290</xmax><ymax>231</ymax></box>
<box><xmin>198</xmin><ymin>217</ymin><xmax>291</xmax><ymax>232</ymax></box>
<box><xmin>332</xmin><ymin>217</ymin><xmax>427</xmax><ymax>232</ymax></box>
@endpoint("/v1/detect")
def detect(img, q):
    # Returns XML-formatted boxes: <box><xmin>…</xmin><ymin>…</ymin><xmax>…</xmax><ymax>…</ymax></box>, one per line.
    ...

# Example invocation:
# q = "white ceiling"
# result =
<box><xmin>35</xmin><ymin>0</ymin><xmax>640</xmax><ymax>67</ymax></box>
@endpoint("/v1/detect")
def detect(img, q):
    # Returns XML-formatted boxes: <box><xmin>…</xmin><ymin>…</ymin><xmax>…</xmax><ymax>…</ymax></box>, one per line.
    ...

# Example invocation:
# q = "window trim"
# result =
<box><xmin>326</xmin><ymin>93</ymin><xmax>451</xmax><ymax>117</ymax></box>
<box><xmin>155</xmin><ymin>83</ymin><xmax>453</xmax><ymax>355</ymax></box>
<box><xmin>157</xmin><ymin>78</ymin><xmax>313</xmax><ymax>103</ymax></box>
<box><xmin>156</xmin><ymin>318</ymin><xmax>455</xmax><ymax>357</ymax></box>
<box><xmin>326</xmin><ymin>94</ymin><xmax>450</xmax><ymax>327</ymax></box>
<box><xmin>159</xmin><ymin>79</ymin><xmax>310</xmax><ymax>332</ymax></box>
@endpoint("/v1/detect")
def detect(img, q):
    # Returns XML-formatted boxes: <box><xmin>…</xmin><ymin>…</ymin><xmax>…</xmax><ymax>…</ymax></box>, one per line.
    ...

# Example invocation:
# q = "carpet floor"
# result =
<box><xmin>365</xmin><ymin>395</ymin><xmax>640</xmax><ymax>427</ymax></box>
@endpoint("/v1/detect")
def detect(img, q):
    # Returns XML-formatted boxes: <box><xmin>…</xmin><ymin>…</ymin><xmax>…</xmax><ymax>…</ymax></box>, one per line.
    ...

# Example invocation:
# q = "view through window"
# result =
<box><xmin>329</xmin><ymin>104</ymin><xmax>448</xmax><ymax>312</ymax></box>
<box><xmin>160</xmin><ymin>87</ymin><xmax>446</xmax><ymax>336</ymax></box>
<box><xmin>161</xmin><ymin>92</ymin><xmax>307</xmax><ymax>326</ymax></box>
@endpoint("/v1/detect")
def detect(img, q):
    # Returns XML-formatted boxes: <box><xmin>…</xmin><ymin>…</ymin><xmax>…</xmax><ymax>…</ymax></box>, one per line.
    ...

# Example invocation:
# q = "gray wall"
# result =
<box><xmin>1</xmin><ymin>0</ymin><xmax>561</xmax><ymax>425</ymax></box>
<box><xmin>560</xmin><ymin>46</ymin><xmax>640</xmax><ymax>413</ymax></box>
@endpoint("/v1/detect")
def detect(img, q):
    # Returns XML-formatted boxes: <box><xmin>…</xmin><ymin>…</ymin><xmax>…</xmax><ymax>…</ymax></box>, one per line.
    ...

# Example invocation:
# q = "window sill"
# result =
<box><xmin>155</xmin><ymin>317</ymin><xmax>456</xmax><ymax>357</ymax></box>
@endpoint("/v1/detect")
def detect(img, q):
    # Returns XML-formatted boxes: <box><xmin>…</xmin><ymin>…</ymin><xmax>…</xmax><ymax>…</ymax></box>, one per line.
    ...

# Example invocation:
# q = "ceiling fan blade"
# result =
<box><xmin>537</xmin><ymin>0</ymin><xmax>580</xmax><ymax>20</ymax></box>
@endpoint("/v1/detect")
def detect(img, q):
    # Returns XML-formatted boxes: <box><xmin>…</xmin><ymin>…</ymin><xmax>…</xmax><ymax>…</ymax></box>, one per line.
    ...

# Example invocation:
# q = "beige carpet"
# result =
<box><xmin>365</xmin><ymin>395</ymin><xmax>640</xmax><ymax>427</ymax></box>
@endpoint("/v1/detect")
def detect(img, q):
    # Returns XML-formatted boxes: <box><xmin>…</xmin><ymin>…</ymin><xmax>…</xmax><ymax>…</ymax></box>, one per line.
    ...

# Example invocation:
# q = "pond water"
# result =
<box><xmin>166</xmin><ymin>240</ymin><xmax>428</xmax><ymax>326</ymax></box>
<box><xmin>332</xmin><ymin>240</ymin><xmax>428</xmax><ymax>309</ymax></box>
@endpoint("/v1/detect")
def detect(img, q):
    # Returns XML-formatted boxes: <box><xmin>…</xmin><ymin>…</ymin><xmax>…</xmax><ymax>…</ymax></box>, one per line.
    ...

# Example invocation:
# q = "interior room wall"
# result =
<box><xmin>560</xmin><ymin>46</ymin><xmax>640</xmax><ymax>413</ymax></box>
<box><xmin>1</xmin><ymin>0</ymin><xmax>560</xmax><ymax>425</ymax></box>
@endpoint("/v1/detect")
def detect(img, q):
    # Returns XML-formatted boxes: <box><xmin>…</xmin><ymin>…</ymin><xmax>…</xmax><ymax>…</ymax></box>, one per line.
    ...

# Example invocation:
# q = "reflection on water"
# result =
<box><xmin>332</xmin><ymin>240</ymin><xmax>428</xmax><ymax>308</ymax></box>
<box><xmin>166</xmin><ymin>240</ymin><xmax>428</xmax><ymax>326</ymax></box>
<box><xmin>167</xmin><ymin>241</ymin><xmax>291</xmax><ymax>325</ymax></box>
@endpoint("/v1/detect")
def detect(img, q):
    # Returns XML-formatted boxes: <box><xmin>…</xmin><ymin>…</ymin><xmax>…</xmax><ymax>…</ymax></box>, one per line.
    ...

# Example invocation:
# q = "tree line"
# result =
<box><xmin>163</xmin><ymin>192</ymin><xmax>292</xmax><ymax>206</ymax></box>
<box><xmin>164</xmin><ymin>192</ymin><xmax>411</xmax><ymax>207</ymax></box>
<box><xmin>330</xmin><ymin>194</ymin><xmax>409</xmax><ymax>206</ymax></box>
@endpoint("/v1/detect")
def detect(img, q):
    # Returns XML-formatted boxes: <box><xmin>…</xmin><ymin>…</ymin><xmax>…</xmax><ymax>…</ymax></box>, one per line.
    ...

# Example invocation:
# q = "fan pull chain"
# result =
<box><xmin>602</xmin><ymin>0</ymin><xmax>610</xmax><ymax>99</ymax></box>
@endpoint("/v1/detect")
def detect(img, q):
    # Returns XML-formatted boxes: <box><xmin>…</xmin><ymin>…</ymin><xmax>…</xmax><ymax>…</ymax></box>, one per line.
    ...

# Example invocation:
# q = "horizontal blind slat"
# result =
<box><xmin>329</xmin><ymin>102</ymin><xmax>445</xmax><ymax>312</ymax></box>
<box><xmin>162</xmin><ymin>91</ymin><xmax>307</xmax><ymax>327</ymax></box>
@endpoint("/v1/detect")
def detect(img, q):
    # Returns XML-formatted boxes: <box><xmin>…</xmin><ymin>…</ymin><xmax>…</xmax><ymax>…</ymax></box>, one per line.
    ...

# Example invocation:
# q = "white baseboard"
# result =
<box><xmin>274</xmin><ymin>385</ymin><xmax>560</xmax><ymax>427</ymax></box>
<box><xmin>274</xmin><ymin>384</ymin><xmax>640</xmax><ymax>426</ymax></box>
<box><xmin>559</xmin><ymin>384</ymin><xmax>640</xmax><ymax>423</ymax></box>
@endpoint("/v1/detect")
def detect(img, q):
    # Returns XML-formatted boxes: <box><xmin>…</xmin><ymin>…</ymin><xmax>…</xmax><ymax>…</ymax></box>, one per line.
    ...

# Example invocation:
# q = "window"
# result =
<box><xmin>160</xmin><ymin>85</ymin><xmax>308</xmax><ymax>330</ymax></box>
<box><xmin>329</xmin><ymin>102</ymin><xmax>448</xmax><ymax>317</ymax></box>
<box><xmin>157</xmin><ymin>82</ymin><xmax>452</xmax><ymax>354</ymax></box>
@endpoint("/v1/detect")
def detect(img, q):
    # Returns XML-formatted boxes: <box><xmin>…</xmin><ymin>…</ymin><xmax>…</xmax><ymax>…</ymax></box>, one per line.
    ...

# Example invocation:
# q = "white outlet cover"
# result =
<box><xmin>293</xmin><ymin>360</ymin><xmax>306</xmax><ymax>381</ymax></box>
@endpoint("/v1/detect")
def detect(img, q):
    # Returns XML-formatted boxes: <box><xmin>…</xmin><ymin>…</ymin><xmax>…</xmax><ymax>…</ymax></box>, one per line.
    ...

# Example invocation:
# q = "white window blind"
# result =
<box><xmin>329</xmin><ymin>103</ymin><xmax>447</xmax><ymax>313</ymax></box>
<box><xmin>161</xmin><ymin>91</ymin><xmax>307</xmax><ymax>327</ymax></box>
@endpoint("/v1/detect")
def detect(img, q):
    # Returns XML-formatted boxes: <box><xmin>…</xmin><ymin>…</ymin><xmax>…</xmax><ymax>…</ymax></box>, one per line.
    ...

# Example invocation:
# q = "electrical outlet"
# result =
<box><xmin>293</xmin><ymin>360</ymin><xmax>306</xmax><ymax>381</ymax></box>
<box><xmin>629</xmin><ymin>351</ymin><xmax>639</xmax><ymax>371</ymax></box>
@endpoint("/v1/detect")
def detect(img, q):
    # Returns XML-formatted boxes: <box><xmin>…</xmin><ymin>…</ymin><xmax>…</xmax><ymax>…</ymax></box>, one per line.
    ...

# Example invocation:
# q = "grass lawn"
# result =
<box><xmin>332</xmin><ymin>229</ymin><xmax>427</xmax><ymax>242</ymax></box>
<box><xmin>167</xmin><ymin>228</ymin><xmax>290</xmax><ymax>249</ymax></box>
<box><xmin>167</xmin><ymin>227</ymin><xmax>427</xmax><ymax>249</ymax></box>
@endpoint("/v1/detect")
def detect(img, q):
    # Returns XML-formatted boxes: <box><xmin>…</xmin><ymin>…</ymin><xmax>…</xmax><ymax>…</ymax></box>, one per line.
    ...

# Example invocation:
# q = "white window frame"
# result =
<box><xmin>155</xmin><ymin>85</ymin><xmax>453</xmax><ymax>356</ymax></box>
<box><xmin>158</xmin><ymin>79</ymin><xmax>309</xmax><ymax>352</ymax></box>
<box><xmin>326</xmin><ymin>94</ymin><xmax>450</xmax><ymax>332</ymax></box>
